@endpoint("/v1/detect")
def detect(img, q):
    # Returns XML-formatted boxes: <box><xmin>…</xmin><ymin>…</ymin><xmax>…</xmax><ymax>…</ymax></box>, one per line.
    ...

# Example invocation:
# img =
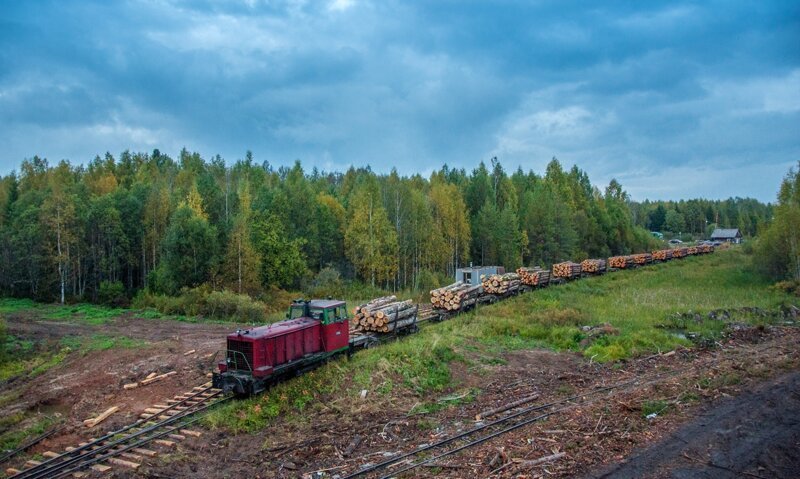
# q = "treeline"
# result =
<box><xmin>756</xmin><ymin>161</ymin><xmax>800</xmax><ymax>284</ymax></box>
<box><xmin>629</xmin><ymin>198</ymin><xmax>771</xmax><ymax>237</ymax></box>
<box><xmin>0</xmin><ymin>149</ymin><xmax>742</xmax><ymax>305</ymax></box>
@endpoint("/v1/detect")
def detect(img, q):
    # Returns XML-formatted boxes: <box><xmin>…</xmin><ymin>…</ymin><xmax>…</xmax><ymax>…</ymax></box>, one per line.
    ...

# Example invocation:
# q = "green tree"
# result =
<box><xmin>756</xmin><ymin>162</ymin><xmax>800</xmax><ymax>281</ymax></box>
<box><xmin>159</xmin><ymin>205</ymin><xmax>216</xmax><ymax>293</ymax></box>
<box><xmin>665</xmin><ymin>209</ymin><xmax>685</xmax><ymax>233</ymax></box>
<box><xmin>345</xmin><ymin>186</ymin><xmax>398</xmax><ymax>286</ymax></box>
<box><xmin>223</xmin><ymin>181</ymin><xmax>260</xmax><ymax>294</ymax></box>
<box><xmin>252</xmin><ymin>212</ymin><xmax>307</xmax><ymax>288</ymax></box>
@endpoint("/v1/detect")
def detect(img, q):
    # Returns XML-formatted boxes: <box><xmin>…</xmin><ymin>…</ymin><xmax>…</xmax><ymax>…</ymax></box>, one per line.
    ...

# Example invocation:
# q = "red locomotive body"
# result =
<box><xmin>214</xmin><ymin>299</ymin><xmax>349</xmax><ymax>395</ymax></box>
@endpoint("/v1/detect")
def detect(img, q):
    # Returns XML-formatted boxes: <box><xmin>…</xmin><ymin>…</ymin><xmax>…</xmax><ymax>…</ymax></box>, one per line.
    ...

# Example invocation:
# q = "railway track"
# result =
<box><xmin>341</xmin><ymin>378</ymin><xmax>640</xmax><ymax>479</ymax></box>
<box><xmin>7</xmin><ymin>384</ymin><xmax>229</xmax><ymax>479</ymax></box>
<box><xmin>341</xmin><ymin>340</ymin><xmax>787</xmax><ymax>479</ymax></box>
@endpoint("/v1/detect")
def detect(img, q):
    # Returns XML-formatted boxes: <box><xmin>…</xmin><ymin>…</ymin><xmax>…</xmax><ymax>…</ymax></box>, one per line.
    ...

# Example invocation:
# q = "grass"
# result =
<box><xmin>44</xmin><ymin>304</ymin><xmax>127</xmax><ymax>325</ymax></box>
<box><xmin>458</xmin><ymin>248</ymin><xmax>793</xmax><ymax>361</ymax></box>
<box><xmin>204</xmin><ymin>248</ymin><xmax>798</xmax><ymax>435</ymax></box>
<box><xmin>0</xmin><ymin>415</ymin><xmax>57</xmax><ymax>452</ymax></box>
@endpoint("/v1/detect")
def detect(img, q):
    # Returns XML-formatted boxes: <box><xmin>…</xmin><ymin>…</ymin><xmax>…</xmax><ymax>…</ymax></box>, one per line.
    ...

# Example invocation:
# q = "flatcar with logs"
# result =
<box><xmin>214</xmin><ymin>243</ymin><xmax>714</xmax><ymax>395</ymax></box>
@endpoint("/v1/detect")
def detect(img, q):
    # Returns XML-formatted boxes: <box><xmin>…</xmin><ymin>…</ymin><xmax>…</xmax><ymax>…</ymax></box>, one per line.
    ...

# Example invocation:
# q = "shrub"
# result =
<box><xmin>204</xmin><ymin>290</ymin><xmax>266</xmax><ymax>323</ymax></box>
<box><xmin>98</xmin><ymin>281</ymin><xmax>126</xmax><ymax>306</ymax></box>
<box><xmin>308</xmin><ymin>267</ymin><xmax>344</xmax><ymax>297</ymax></box>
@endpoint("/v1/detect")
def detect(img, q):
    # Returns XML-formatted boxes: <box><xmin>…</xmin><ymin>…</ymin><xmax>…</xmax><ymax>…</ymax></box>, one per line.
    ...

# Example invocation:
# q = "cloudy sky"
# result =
<box><xmin>1</xmin><ymin>1</ymin><xmax>798</xmax><ymax>201</ymax></box>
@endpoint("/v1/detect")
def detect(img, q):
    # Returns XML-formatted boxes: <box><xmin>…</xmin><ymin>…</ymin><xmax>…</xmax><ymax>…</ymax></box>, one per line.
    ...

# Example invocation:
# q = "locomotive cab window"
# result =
<box><xmin>309</xmin><ymin>307</ymin><xmax>324</xmax><ymax>320</ymax></box>
<box><xmin>289</xmin><ymin>305</ymin><xmax>305</xmax><ymax>319</ymax></box>
<box><xmin>334</xmin><ymin>305</ymin><xmax>347</xmax><ymax>321</ymax></box>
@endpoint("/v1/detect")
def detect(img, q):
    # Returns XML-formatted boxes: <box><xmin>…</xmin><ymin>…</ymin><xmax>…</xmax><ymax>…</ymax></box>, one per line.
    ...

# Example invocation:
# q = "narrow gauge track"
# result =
<box><xmin>342</xmin><ymin>341</ymin><xmax>782</xmax><ymax>479</ymax></box>
<box><xmin>9</xmin><ymin>385</ymin><xmax>229</xmax><ymax>479</ymax></box>
<box><xmin>341</xmin><ymin>378</ymin><xmax>642</xmax><ymax>479</ymax></box>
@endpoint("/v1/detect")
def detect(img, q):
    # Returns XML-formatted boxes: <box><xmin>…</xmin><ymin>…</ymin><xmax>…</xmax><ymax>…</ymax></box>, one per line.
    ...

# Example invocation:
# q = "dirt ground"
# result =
<box><xmin>588</xmin><ymin>371</ymin><xmax>800</xmax><ymax>479</ymax></box>
<box><xmin>1</xmin><ymin>310</ymin><xmax>233</xmax><ymax>459</ymax></box>
<box><xmin>2</xmin><ymin>310</ymin><xmax>799</xmax><ymax>479</ymax></box>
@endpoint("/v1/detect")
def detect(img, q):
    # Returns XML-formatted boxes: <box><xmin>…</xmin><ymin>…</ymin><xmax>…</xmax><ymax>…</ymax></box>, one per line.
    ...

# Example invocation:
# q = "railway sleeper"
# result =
<box><xmin>107</xmin><ymin>457</ymin><xmax>140</xmax><ymax>470</ymax></box>
<box><xmin>132</xmin><ymin>447</ymin><xmax>158</xmax><ymax>457</ymax></box>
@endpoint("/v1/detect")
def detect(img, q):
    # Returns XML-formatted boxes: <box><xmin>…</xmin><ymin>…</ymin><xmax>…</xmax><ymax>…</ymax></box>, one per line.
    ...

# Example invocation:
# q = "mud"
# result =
<box><xmin>589</xmin><ymin>371</ymin><xmax>800</xmax><ymax>479</ymax></box>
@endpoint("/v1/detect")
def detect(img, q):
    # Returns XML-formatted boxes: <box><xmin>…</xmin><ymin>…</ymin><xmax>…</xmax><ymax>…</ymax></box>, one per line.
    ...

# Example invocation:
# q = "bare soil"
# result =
<box><xmin>588</xmin><ymin>371</ymin><xmax>800</xmax><ymax>479</ymax></box>
<box><xmin>2</xmin><ymin>308</ymin><xmax>799</xmax><ymax>479</ymax></box>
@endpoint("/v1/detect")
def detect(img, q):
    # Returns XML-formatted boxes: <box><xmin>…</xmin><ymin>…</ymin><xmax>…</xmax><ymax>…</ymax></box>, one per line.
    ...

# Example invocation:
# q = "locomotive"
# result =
<box><xmin>213</xmin><ymin>298</ymin><xmax>417</xmax><ymax>395</ymax></box>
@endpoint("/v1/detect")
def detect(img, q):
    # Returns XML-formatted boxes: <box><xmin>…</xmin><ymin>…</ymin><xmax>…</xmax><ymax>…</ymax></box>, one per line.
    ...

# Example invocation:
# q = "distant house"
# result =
<box><xmin>710</xmin><ymin>228</ymin><xmax>742</xmax><ymax>244</ymax></box>
<box><xmin>455</xmin><ymin>266</ymin><xmax>505</xmax><ymax>285</ymax></box>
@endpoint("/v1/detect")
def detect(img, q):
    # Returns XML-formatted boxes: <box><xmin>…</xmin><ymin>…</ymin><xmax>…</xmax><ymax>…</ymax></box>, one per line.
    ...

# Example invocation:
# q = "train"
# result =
<box><xmin>212</xmin><ymin>245</ymin><xmax>714</xmax><ymax>395</ymax></box>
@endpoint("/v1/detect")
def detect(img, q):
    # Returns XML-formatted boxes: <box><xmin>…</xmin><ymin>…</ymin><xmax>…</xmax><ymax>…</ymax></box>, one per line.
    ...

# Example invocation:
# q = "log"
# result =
<box><xmin>631</xmin><ymin>253</ymin><xmax>652</xmax><ymax>265</ymax></box>
<box><xmin>140</xmin><ymin>371</ymin><xmax>177</xmax><ymax>386</ymax></box>
<box><xmin>513</xmin><ymin>452</ymin><xmax>566</xmax><ymax>467</ymax></box>
<box><xmin>431</xmin><ymin>282</ymin><xmax>482</xmax><ymax>311</ymax></box>
<box><xmin>579</xmin><ymin>259</ymin><xmax>606</xmax><ymax>274</ymax></box>
<box><xmin>608</xmin><ymin>256</ymin><xmax>633</xmax><ymax>269</ymax></box>
<box><xmin>481</xmin><ymin>273</ymin><xmax>521</xmax><ymax>295</ymax></box>
<box><xmin>652</xmin><ymin>249</ymin><xmax>673</xmax><ymax>261</ymax></box>
<box><xmin>552</xmin><ymin>262</ymin><xmax>581</xmax><ymax>279</ymax></box>
<box><xmin>84</xmin><ymin>406</ymin><xmax>119</xmax><ymax>428</ymax></box>
<box><xmin>516</xmin><ymin>267</ymin><xmax>551</xmax><ymax>286</ymax></box>
<box><xmin>352</xmin><ymin>298</ymin><xmax>417</xmax><ymax>333</ymax></box>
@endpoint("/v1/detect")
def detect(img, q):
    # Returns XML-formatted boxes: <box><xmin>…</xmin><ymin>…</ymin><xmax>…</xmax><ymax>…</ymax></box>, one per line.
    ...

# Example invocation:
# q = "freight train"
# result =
<box><xmin>213</xmin><ymin>245</ymin><xmax>714</xmax><ymax>395</ymax></box>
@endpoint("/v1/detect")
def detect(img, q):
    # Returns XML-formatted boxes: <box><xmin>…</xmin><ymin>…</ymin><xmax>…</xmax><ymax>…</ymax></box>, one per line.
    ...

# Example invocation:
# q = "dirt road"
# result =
<box><xmin>589</xmin><ymin>371</ymin><xmax>800</xmax><ymax>479</ymax></box>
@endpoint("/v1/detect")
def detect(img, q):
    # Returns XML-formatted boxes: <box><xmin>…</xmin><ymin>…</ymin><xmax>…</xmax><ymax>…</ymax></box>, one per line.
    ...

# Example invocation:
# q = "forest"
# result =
<box><xmin>0</xmin><ymin>150</ymin><xmax>774</xmax><ymax>309</ymax></box>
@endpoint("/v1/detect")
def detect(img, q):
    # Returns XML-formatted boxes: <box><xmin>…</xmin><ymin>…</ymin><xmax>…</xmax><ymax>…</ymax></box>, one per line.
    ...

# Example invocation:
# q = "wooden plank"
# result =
<box><xmin>154</xmin><ymin>439</ymin><xmax>176</xmax><ymax>448</ymax></box>
<box><xmin>119</xmin><ymin>452</ymin><xmax>143</xmax><ymax>461</ymax></box>
<box><xmin>84</xmin><ymin>406</ymin><xmax>119</xmax><ymax>427</ymax></box>
<box><xmin>131</xmin><ymin>448</ymin><xmax>158</xmax><ymax>457</ymax></box>
<box><xmin>6</xmin><ymin>468</ymin><xmax>21</xmax><ymax>476</ymax></box>
<box><xmin>25</xmin><ymin>460</ymin><xmax>42</xmax><ymax>468</ymax></box>
<box><xmin>168</xmin><ymin>433</ymin><xmax>186</xmax><ymax>441</ymax></box>
<box><xmin>123</xmin><ymin>383</ymin><xmax>139</xmax><ymax>390</ymax></box>
<box><xmin>140</xmin><ymin>371</ymin><xmax>176</xmax><ymax>386</ymax></box>
<box><xmin>90</xmin><ymin>464</ymin><xmax>112</xmax><ymax>472</ymax></box>
<box><xmin>180</xmin><ymin>429</ymin><xmax>202</xmax><ymax>437</ymax></box>
<box><xmin>108</xmin><ymin>457</ymin><xmax>140</xmax><ymax>469</ymax></box>
<box><xmin>43</xmin><ymin>451</ymin><xmax>61</xmax><ymax>458</ymax></box>
<box><xmin>183</xmin><ymin>349</ymin><xmax>196</xmax><ymax>356</ymax></box>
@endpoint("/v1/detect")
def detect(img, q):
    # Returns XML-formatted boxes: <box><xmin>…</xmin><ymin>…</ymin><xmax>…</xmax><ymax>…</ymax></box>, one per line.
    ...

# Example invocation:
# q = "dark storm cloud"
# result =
<box><xmin>0</xmin><ymin>0</ymin><xmax>798</xmax><ymax>201</ymax></box>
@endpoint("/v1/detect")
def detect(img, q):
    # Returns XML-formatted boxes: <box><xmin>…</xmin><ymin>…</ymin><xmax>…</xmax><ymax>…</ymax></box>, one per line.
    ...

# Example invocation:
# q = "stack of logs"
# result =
<box><xmin>430</xmin><ymin>282</ymin><xmax>482</xmax><ymax>311</ymax></box>
<box><xmin>697</xmin><ymin>244</ymin><xmax>714</xmax><ymax>254</ymax></box>
<box><xmin>481</xmin><ymin>273</ymin><xmax>521</xmax><ymax>295</ymax></box>
<box><xmin>580</xmin><ymin>259</ymin><xmax>606</xmax><ymax>274</ymax></box>
<box><xmin>652</xmin><ymin>249</ymin><xmax>673</xmax><ymax>261</ymax></box>
<box><xmin>632</xmin><ymin>253</ymin><xmax>652</xmax><ymax>265</ymax></box>
<box><xmin>552</xmin><ymin>261</ymin><xmax>582</xmax><ymax>279</ymax></box>
<box><xmin>351</xmin><ymin>296</ymin><xmax>416</xmax><ymax>333</ymax></box>
<box><xmin>608</xmin><ymin>256</ymin><xmax>634</xmax><ymax>269</ymax></box>
<box><xmin>516</xmin><ymin>267</ymin><xmax>551</xmax><ymax>287</ymax></box>
<box><xmin>687</xmin><ymin>246</ymin><xmax>699</xmax><ymax>255</ymax></box>
<box><xmin>673</xmin><ymin>247</ymin><xmax>688</xmax><ymax>258</ymax></box>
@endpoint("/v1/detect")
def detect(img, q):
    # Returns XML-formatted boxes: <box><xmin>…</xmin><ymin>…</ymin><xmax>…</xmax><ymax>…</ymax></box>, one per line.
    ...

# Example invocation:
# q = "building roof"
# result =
<box><xmin>710</xmin><ymin>228</ymin><xmax>741</xmax><ymax>238</ymax></box>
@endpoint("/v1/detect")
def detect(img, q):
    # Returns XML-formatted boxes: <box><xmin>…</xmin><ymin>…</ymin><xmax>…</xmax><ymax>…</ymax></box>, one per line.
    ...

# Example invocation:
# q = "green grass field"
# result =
<box><xmin>206</xmin><ymin>248</ymin><xmax>797</xmax><ymax>433</ymax></box>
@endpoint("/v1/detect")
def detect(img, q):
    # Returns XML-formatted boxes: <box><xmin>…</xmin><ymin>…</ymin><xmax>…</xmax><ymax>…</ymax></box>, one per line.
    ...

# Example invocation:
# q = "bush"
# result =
<box><xmin>204</xmin><ymin>291</ymin><xmax>266</xmax><ymax>323</ymax></box>
<box><xmin>133</xmin><ymin>286</ymin><xmax>268</xmax><ymax>322</ymax></box>
<box><xmin>98</xmin><ymin>281</ymin><xmax>126</xmax><ymax>306</ymax></box>
<box><xmin>308</xmin><ymin>267</ymin><xmax>344</xmax><ymax>297</ymax></box>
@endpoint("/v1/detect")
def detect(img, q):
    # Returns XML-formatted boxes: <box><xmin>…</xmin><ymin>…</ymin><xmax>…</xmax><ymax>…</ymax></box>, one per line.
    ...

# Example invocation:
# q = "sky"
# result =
<box><xmin>0</xmin><ymin>0</ymin><xmax>798</xmax><ymax>202</ymax></box>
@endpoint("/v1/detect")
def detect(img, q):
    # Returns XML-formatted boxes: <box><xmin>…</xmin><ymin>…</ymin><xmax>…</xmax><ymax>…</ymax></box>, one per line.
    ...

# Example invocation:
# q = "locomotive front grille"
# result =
<box><xmin>226</xmin><ymin>339</ymin><xmax>253</xmax><ymax>371</ymax></box>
